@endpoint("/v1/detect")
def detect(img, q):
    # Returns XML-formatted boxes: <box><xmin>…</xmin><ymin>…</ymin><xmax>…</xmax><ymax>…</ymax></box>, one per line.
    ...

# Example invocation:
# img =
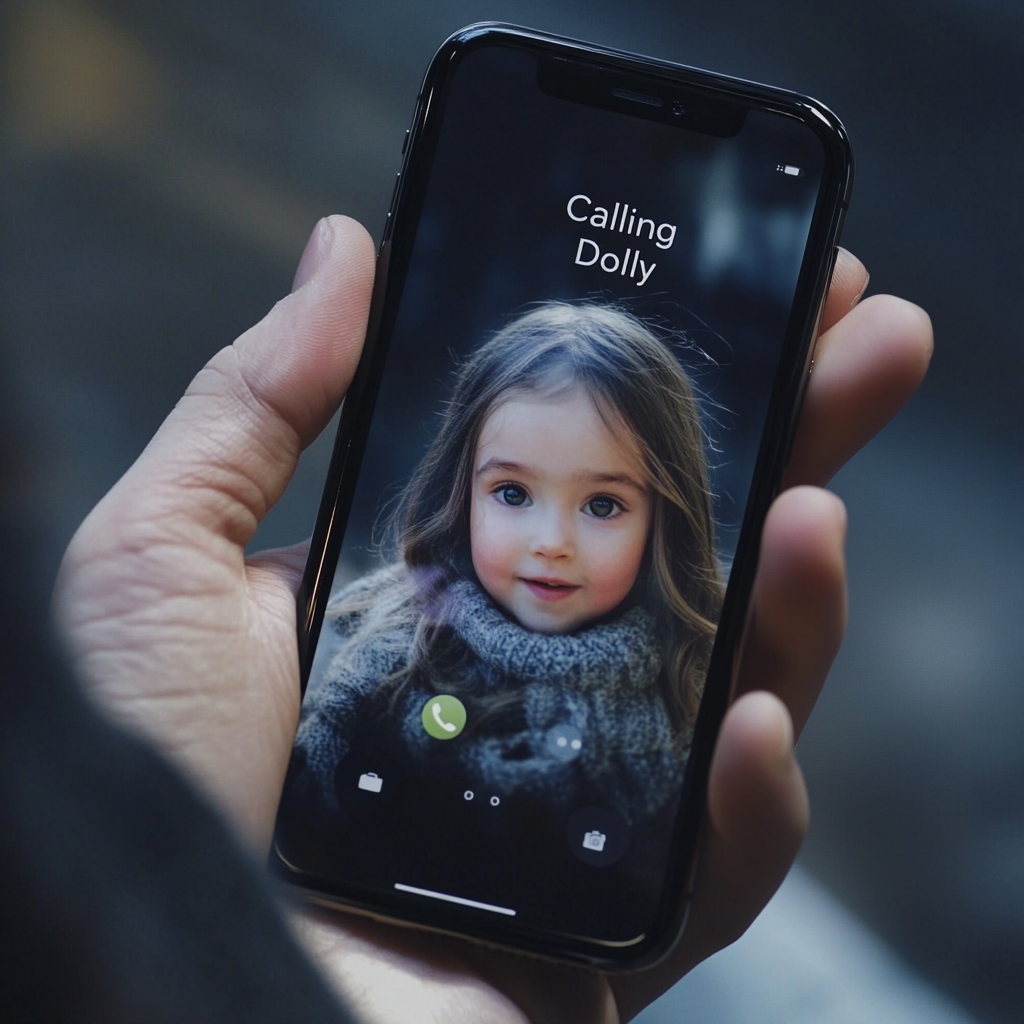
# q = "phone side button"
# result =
<box><xmin>401</xmin><ymin>128</ymin><xmax>410</xmax><ymax>154</ymax></box>
<box><xmin>783</xmin><ymin>245</ymin><xmax>838</xmax><ymax>468</ymax></box>
<box><xmin>380</xmin><ymin>173</ymin><xmax>402</xmax><ymax>241</ymax></box>
<box><xmin>782</xmin><ymin>358</ymin><xmax>812</xmax><ymax>469</ymax></box>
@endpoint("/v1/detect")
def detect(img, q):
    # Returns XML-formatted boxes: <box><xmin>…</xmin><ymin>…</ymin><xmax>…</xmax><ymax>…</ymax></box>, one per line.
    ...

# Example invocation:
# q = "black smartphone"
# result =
<box><xmin>271</xmin><ymin>23</ymin><xmax>852</xmax><ymax>969</ymax></box>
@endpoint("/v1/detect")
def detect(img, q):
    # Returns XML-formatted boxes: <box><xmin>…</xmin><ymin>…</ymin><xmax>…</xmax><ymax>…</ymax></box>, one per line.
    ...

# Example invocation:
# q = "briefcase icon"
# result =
<box><xmin>358</xmin><ymin>772</ymin><xmax>383</xmax><ymax>793</ymax></box>
<box><xmin>582</xmin><ymin>830</ymin><xmax>606</xmax><ymax>852</ymax></box>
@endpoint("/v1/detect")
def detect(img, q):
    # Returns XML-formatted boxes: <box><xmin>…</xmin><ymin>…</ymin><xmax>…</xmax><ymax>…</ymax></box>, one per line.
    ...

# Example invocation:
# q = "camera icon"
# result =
<box><xmin>568</xmin><ymin>807</ymin><xmax>628</xmax><ymax>866</ymax></box>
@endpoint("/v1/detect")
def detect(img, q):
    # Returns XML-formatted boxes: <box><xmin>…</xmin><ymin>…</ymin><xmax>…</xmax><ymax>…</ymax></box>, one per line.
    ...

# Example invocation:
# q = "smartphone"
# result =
<box><xmin>271</xmin><ymin>22</ymin><xmax>852</xmax><ymax>969</ymax></box>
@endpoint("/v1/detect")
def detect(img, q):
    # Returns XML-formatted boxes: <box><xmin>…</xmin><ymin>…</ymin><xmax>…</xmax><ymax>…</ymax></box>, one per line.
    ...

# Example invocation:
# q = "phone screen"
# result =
<box><xmin>274</xmin><ymin>36</ymin><xmax>837</xmax><ymax>956</ymax></box>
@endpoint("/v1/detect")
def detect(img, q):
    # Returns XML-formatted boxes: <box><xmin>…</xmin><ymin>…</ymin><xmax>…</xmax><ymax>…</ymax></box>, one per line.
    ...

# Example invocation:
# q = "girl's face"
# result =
<box><xmin>470</xmin><ymin>388</ymin><xmax>651</xmax><ymax>634</ymax></box>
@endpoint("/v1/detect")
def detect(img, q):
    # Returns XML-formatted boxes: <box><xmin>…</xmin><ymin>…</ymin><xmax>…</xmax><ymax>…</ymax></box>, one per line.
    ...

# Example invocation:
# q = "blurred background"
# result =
<box><xmin>1</xmin><ymin>1</ymin><xmax>1020</xmax><ymax>1021</ymax></box>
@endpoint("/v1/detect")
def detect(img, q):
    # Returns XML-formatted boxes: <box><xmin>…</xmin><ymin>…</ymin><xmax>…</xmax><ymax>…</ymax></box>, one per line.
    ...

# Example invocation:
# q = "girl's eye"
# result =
<box><xmin>497</xmin><ymin>484</ymin><xmax>530</xmax><ymax>507</ymax></box>
<box><xmin>585</xmin><ymin>495</ymin><xmax>621</xmax><ymax>519</ymax></box>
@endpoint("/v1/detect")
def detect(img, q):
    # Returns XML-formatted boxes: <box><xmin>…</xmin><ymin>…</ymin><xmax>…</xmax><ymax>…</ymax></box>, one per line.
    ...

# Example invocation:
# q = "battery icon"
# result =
<box><xmin>777</xmin><ymin>164</ymin><xmax>804</xmax><ymax>177</ymax></box>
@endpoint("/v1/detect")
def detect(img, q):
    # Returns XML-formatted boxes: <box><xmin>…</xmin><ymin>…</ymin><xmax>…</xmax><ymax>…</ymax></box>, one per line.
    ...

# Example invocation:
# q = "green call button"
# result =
<box><xmin>421</xmin><ymin>694</ymin><xmax>467</xmax><ymax>740</ymax></box>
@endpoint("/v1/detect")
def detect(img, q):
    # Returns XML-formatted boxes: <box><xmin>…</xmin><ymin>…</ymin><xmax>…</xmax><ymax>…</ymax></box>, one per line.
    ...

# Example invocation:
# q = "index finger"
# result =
<box><xmin>819</xmin><ymin>247</ymin><xmax>869</xmax><ymax>335</ymax></box>
<box><xmin>784</xmin><ymin>293</ymin><xmax>933</xmax><ymax>489</ymax></box>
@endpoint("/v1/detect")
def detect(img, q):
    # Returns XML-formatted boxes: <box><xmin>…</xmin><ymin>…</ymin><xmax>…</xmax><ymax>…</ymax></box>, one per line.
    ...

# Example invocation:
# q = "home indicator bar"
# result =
<box><xmin>394</xmin><ymin>883</ymin><xmax>516</xmax><ymax>916</ymax></box>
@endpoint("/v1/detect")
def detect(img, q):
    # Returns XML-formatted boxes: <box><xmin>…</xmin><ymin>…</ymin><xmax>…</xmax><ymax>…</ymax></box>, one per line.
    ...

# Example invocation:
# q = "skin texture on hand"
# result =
<box><xmin>54</xmin><ymin>220</ymin><xmax>932</xmax><ymax>1024</ymax></box>
<box><xmin>55</xmin><ymin>216</ymin><xmax>376</xmax><ymax>849</ymax></box>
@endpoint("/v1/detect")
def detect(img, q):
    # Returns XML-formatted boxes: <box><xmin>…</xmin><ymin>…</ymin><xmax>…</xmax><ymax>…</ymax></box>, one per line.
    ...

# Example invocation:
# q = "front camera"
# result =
<box><xmin>671</xmin><ymin>99</ymin><xmax>686</xmax><ymax>117</ymax></box>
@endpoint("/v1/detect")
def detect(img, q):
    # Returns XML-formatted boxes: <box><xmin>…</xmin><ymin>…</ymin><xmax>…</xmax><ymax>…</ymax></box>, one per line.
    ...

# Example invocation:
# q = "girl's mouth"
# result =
<box><xmin>521</xmin><ymin>577</ymin><xmax>581</xmax><ymax>602</ymax></box>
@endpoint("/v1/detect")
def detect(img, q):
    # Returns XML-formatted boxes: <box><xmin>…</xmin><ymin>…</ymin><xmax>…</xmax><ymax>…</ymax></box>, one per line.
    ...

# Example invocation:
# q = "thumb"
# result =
<box><xmin>100</xmin><ymin>215</ymin><xmax>376</xmax><ymax>551</ymax></box>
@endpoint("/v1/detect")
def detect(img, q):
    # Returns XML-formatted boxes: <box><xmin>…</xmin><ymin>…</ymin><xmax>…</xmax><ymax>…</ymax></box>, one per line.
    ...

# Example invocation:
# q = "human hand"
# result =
<box><xmin>54</xmin><ymin>218</ymin><xmax>932</xmax><ymax>1023</ymax></box>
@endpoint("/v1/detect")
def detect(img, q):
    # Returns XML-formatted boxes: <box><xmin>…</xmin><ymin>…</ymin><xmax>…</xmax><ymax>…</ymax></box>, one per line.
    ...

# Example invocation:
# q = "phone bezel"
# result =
<box><xmin>274</xmin><ymin>22</ymin><xmax>853</xmax><ymax>971</ymax></box>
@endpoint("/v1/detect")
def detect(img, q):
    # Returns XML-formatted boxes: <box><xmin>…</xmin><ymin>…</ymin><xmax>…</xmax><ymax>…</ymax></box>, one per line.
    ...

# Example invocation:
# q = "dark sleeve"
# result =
<box><xmin>0</xmin><ymin>522</ymin><xmax>359</xmax><ymax>1024</ymax></box>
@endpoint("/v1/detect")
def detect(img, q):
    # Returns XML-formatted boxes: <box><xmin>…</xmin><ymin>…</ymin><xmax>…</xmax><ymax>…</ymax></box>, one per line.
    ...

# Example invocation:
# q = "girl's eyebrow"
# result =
<box><xmin>476</xmin><ymin>457</ymin><xmax>645</xmax><ymax>493</ymax></box>
<box><xmin>588</xmin><ymin>471</ymin><xmax>646</xmax><ymax>492</ymax></box>
<box><xmin>475</xmin><ymin>457</ymin><xmax>528</xmax><ymax>478</ymax></box>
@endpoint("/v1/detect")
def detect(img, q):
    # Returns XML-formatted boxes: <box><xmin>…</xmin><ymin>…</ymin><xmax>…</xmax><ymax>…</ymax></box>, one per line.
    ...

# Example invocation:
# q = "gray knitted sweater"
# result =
<box><xmin>295</xmin><ymin>564</ymin><xmax>690</xmax><ymax>825</ymax></box>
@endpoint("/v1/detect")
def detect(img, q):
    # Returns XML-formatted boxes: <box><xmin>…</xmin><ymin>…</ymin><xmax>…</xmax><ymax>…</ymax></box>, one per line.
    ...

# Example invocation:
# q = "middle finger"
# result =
<box><xmin>734</xmin><ymin>486</ymin><xmax>848</xmax><ymax>737</ymax></box>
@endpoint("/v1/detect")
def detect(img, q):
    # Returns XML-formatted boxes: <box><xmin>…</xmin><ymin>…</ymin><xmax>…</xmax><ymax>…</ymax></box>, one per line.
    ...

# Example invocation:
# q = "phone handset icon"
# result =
<box><xmin>432</xmin><ymin>702</ymin><xmax>457</xmax><ymax>733</ymax></box>
<box><xmin>421</xmin><ymin>694</ymin><xmax>467</xmax><ymax>740</ymax></box>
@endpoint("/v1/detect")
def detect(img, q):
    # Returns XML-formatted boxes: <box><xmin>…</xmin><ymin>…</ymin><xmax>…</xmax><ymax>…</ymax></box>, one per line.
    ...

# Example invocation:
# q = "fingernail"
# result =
<box><xmin>292</xmin><ymin>218</ymin><xmax>332</xmax><ymax>292</ymax></box>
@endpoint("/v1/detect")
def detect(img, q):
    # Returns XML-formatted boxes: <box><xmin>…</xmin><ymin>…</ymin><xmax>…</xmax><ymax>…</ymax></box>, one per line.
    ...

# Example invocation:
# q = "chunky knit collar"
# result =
<box><xmin>443</xmin><ymin>575</ymin><xmax>664</xmax><ymax>692</ymax></box>
<box><xmin>302</xmin><ymin>563</ymin><xmax>686</xmax><ymax>823</ymax></box>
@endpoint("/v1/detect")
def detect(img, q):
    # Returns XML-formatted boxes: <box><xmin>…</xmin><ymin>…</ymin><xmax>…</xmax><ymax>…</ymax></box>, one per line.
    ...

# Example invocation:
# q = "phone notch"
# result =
<box><xmin>536</xmin><ymin>55</ymin><xmax>747</xmax><ymax>138</ymax></box>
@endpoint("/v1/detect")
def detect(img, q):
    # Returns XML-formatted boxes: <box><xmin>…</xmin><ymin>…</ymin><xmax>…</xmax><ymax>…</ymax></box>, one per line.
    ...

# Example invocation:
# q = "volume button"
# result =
<box><xmin>783</xmin><ymin>246</ymin><xmax>837</xmax><ymax>469</ymax></box>
<box><xmin>782</xmin><ymin>359</ymin><xmax>812</xmax><ymax>470</ymax></box>
<box><xmin>401</xmin><ymin>128</ymin><xmax>410</xmax><ymax>154</ymax></box>
<box><xmin>380</xmin><ymin>173</ymin><xmax>401</xmax><ymax>243</ymax></box>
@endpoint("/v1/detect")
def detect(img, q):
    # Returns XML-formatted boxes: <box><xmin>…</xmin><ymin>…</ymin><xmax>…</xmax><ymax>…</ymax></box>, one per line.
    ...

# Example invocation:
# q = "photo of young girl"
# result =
<box><xmin>288</xmin><ymin>301</ymin><xmax>723</xmax><ymax>830</ymax></box>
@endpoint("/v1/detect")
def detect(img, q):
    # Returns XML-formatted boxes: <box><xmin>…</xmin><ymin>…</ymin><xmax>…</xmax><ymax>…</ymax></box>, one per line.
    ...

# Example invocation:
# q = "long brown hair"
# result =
<box><xmin>370</xmin><ymin>301</ymin><xmax>723</xmax><ymax>724</ymax></box>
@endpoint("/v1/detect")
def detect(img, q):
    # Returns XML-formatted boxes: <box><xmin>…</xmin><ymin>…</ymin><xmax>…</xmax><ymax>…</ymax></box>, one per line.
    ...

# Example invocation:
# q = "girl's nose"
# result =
<box><xmin>530</xmin><ymin>509</ymin><xmax>574</xmax><ymax>559</ymax></box>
